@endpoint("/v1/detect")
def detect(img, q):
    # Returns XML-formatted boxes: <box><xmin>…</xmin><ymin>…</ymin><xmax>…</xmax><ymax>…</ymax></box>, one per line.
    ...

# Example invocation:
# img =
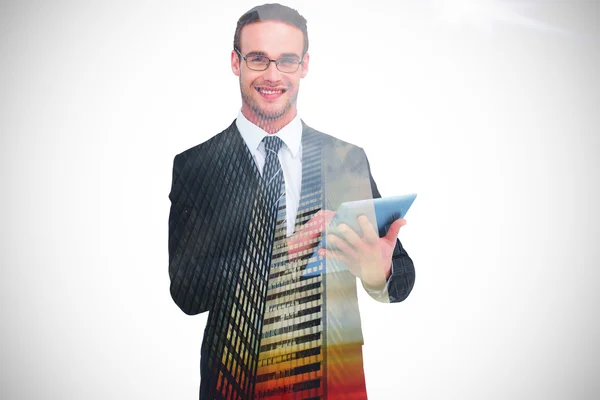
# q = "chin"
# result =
<box><xmin>254</xmin><ymin>102</ymin><xmax>291</xmax><ymax>121</ymax></box>
<box><xmin>256</xmin><ymin>111</ymin><xmax>287</xmax><ymax>121</ymax></box>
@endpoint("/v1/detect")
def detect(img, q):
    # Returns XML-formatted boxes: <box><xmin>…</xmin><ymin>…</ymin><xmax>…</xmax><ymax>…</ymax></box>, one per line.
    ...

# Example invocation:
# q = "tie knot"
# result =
<box><xmin>262</xmin><ymin>135</ymin><xmax>285</xmax><ymax>154</ymax></box>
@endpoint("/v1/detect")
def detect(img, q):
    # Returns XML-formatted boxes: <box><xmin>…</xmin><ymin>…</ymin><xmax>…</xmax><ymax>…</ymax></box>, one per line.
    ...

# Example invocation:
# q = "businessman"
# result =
<box><xmin>168</xmin><ymin>4</ymin><xmax>415</xmax><ymax>399</ymax></box>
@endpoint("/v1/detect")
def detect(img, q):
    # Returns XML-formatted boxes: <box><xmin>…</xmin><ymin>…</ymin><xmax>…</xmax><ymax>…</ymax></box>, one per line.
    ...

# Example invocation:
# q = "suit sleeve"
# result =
<box><xmin>365</xmin><ymin>155</ymin><xmax>416</xmax><ymax>303</ymax></box>
<box><xmin>168</xmin><ymin>153</ymin><xmax>222</xmax><ymax>315</ymax></box>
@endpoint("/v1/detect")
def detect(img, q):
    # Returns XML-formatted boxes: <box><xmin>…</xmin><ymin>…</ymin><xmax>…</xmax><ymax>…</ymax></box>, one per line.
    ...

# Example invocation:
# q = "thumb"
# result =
<box><xmin>384</xmin><ymin>218</ymin><xmax>406</xmax><ymax>244</ymax></box>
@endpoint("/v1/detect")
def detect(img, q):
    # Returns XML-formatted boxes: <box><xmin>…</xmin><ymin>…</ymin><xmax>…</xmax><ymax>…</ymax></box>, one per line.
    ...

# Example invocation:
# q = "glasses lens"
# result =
<box><xmin>246</xmin><ymin>56</ymin><xmax>269</xmax><ymax>71</ymax></box>
<box><xmin>277</xmin><ymin>58</ymin><xmax>300</xmax><ymax>73</ymax></box>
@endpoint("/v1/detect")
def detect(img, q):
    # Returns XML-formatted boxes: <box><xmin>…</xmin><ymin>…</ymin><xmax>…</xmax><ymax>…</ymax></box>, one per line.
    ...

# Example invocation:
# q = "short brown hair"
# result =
<box><xmin>233</xmin><ymin>3</ymin><xmax>309</xmax><ymax>56</ymax></box>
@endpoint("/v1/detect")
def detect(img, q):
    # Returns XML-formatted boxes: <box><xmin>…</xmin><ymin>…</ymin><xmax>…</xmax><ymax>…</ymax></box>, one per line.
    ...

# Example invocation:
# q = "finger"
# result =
<box><xmin>308</xmin><ymin>209</ymin><xmax>336</xmax><ymax>234</ymax></box>
<box><xmin>296</xmin><ymin>225</ymin><xmax>319</xmax><ymax>240</ymax></box>
<box><xmin>319</xmin><ymin>209</ymin><xmax>336</xmax><ymax>224</ymax></box>
<box><xmin>358</xmin><ymin>215</ymin><xmax>379</xmax><ymax>244</ymax></box>
<box><xmin>288</xmin><ymin>232</ymin><xmax>319</xmax><ymax>256</ymax></box>
<box><xmin>318</xmin><ymin>247</ymin><xmax>344</xmax><ymax>263</ymax></box>
<box><xmin>384</xmin><ymin>218</ymin><xmax>406</xmax><ymax>245</ymax></box>
<box><xmin>336</xmin><ymin>223</ymin><xmax>362</xmax><ymax>248</ymax></box>
<box><xmin>314</xmin><ymin>209</ymin><xmax>336</xmax><ymax>222</ymax></box>
<box><xmin>302</xmin><ymin>214</ymin><xmax>325</xmax><ymax>236</ymax></box>
<box><xmin>326</xmin><ymin>233</ymin><xmax>358</xmax><ymax>260</ymax></box>
<box><xmin>319</xmin><ymin>248</ymin><xmax>361</xmax><ymax>276</ymax></box>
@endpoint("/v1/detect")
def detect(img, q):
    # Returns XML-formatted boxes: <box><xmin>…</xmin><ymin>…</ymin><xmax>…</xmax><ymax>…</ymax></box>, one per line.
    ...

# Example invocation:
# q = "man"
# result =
<box><xmin>168</xmin><ymin>4</ymin><xmax>415</xmax><ymax>399</ymax></box>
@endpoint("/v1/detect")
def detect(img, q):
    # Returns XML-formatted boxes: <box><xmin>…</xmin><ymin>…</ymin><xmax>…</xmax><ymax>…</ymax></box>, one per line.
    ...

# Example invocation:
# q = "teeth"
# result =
<box><xmin>259</xmin><ymin>88</ymin><xmax>283</xmax><ymax>95</ymax></box>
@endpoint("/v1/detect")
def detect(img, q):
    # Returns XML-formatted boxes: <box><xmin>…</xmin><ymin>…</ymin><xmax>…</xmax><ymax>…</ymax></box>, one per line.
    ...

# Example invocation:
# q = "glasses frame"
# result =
<box><xmin>234</xmin><ymin>48</ymin><xmax>304</xmax><ymax>73</ymax></box>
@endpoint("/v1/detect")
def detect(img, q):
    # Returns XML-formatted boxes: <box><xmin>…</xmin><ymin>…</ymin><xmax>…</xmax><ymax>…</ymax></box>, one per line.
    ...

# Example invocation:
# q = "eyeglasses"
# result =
<box><xmin>234</xmin><ymin>48</ymin><xmax>303</xmax><ymax>73</ymax></box>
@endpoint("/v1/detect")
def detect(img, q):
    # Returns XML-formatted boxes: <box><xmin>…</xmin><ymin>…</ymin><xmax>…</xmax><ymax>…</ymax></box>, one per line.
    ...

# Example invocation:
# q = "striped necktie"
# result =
<box><xmin>261</xmin><ymin>135</ymin><xmax>285</xmax><ymax>209</ymax></box>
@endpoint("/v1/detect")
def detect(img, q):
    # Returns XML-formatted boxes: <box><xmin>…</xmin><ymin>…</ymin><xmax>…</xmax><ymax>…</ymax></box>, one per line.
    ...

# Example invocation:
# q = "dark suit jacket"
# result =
<box><xmin>168</xmin><ymin>120</ymin><xmax>415</xmax><ymax>398</ymax></box>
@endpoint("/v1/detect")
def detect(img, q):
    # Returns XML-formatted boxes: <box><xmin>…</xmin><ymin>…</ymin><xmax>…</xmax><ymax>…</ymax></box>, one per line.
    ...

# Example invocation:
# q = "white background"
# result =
<box><xmin>1</xmin><ymin>0</ymin><xmax>599</xmax><ymax>399</ymax></box>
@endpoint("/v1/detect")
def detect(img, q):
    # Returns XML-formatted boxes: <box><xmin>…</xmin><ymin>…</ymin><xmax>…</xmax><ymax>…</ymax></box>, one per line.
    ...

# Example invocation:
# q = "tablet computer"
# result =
<box><xmin>330</xmin><ymin>193</ymin><xmax>417</xmax><ymax>237</ymax></box>
<box><xmin>302</xmin><ymin>194</ymin><xmax>416</xmax><ymax>277</ymax></box>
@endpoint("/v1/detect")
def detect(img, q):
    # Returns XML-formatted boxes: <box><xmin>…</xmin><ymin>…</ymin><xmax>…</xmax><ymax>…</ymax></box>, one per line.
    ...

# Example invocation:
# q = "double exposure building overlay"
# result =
<box><xmin>170</xmin><ymin>124</ymin><xmax>370</xmax><ymax>400</ymax></box>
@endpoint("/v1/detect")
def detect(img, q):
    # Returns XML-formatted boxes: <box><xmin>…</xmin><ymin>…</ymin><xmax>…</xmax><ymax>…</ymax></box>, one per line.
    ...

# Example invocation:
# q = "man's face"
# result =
<box><xmin>231</xmin><ymin>20</ymin><xmax>309</xmax><ymax>123</ymax></box>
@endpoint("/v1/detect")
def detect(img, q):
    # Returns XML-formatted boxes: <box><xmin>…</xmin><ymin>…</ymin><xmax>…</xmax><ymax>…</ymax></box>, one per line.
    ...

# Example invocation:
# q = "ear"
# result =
<box><xmin>300</xmin><ymin>52</ymin><xmax>310</xmax><ymax>79</ymax></box>
<box><xmin>231</xmin><ymin>50</ymin><xmax>241</xmax><ymax>77</ymax></box>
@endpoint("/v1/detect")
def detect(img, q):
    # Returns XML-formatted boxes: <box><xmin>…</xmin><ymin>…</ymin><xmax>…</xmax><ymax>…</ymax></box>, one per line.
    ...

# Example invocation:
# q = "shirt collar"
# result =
<box><xmin>236</xmin><ymin>110</ymin><xmax>302</xmax><ymax>158</ymax></box>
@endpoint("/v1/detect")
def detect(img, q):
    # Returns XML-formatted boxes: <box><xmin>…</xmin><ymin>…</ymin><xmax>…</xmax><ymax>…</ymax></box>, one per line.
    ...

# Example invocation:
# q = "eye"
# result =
<box><xmin>249</xmin><ymin>56</ymin><xmax>269</xmax><ymax>63</ymax></box>
<box><xmin>278</xmin><ymin>57</ymin><xmax>299</xmax><ymax>66</ymax></box>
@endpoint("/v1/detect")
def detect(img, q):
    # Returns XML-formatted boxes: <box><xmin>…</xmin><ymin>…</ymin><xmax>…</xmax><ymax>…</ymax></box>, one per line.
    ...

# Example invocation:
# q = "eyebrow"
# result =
<box><xmin>245</xmin><ymin>51</ymin><xmax>301</xmax><ymax>59</ymax></box>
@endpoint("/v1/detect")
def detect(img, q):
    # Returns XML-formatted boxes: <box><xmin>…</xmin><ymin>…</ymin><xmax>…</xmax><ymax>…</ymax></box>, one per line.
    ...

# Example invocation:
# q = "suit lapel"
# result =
<box><xmin>227</xmin><ymin>120</ymin><xmax>262</xmax><ymax>182</ymax></box>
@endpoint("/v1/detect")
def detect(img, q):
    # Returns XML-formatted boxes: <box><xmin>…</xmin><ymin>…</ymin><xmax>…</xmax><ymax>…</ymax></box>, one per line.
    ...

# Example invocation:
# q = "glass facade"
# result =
<box><xmin>254</xmin><ymin>131</ymin><xmax>326</xmax><ymax>399</ymax></box>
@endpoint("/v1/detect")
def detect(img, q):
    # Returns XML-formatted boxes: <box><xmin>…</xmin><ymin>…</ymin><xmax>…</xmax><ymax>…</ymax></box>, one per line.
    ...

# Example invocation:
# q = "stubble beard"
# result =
<box><xmin>240</xmin><ymin>76</ymin><xmax>298</xmax><ymax>123</ymax></box>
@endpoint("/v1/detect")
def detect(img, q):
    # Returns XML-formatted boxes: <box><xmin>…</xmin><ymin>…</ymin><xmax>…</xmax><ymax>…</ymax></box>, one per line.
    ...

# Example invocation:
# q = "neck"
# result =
<box><xmin>241</xmin><ymin>107</ymin><xmax>296</xmax><ymax>134</ymax></box>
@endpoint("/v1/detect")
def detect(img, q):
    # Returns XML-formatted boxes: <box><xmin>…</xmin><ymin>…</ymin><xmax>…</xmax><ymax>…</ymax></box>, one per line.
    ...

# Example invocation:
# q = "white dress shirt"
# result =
<box><xmin>236</xmin><ymin>110</ymin><xmax>303</xmax><ymax>237</ymax></box>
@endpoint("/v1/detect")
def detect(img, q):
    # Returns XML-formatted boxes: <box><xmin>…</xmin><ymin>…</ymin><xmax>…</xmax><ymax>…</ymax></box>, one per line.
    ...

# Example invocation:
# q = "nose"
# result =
<box><xmin>262</xmin><ymin>60</ymin><xmax>282</xmax><ymax>82</ymax></box>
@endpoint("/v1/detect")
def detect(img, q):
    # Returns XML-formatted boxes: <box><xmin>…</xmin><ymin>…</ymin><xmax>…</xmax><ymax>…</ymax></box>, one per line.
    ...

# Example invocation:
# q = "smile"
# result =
<box><xmin>255</xmin><ymin>87</ymin><xmax>286</xmax><ymax>96</ymax></box>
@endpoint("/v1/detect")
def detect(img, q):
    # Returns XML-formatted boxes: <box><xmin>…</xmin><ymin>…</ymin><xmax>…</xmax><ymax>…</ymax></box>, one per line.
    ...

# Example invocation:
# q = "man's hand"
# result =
<box><xmin>287</xmin><ymin>210</ymin><xmax>336</xmax><ymax>260</ymax></box>
<box><xmin>318</xmin><ymin>216</ymin><xmax>407</xmax><ymax>289</ymax></box>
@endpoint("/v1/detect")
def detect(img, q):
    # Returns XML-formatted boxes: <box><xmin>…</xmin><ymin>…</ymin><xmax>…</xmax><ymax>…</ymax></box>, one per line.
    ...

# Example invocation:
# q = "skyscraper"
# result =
<box><xmin>254</xmin><ymin>130</ymin><xmax>327</xmax><ymax>399</ymax></box>
<box><xmin>169</xmin><ymin>126</ymin><xmax>279</xmax><ymax>399</ymax></box>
